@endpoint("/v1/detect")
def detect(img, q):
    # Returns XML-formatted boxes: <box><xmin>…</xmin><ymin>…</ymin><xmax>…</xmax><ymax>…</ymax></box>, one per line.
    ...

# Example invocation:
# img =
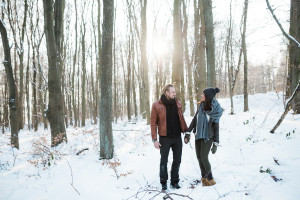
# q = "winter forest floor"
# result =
<box><xmin>0</xmin><ymin>92</ymin><xmax>299</xmax><ymax>200</ymax></box>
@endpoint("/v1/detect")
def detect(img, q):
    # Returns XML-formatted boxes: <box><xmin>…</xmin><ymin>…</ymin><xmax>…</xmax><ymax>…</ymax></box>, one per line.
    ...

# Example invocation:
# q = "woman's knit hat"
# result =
<box><xmin>203</xmin><ymin>87</ymin><xmax>220</xmax><ymax>100</ymax></box>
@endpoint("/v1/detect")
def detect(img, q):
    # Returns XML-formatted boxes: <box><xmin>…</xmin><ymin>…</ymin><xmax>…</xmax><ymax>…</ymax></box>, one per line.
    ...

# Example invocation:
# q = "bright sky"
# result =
<box><xmin>115</xmin><ymin>0</ymin><xmax>291</xmax><ymax>68</ymax></box>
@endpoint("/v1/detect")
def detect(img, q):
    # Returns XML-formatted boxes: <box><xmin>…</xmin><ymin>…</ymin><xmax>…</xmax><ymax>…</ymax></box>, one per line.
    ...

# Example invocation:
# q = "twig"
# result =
<box><xmin>64</xmin><ymin>158</ymin><xmax>80</xmax><ymax>196</ymax></box>
<box><xmin>273</xmin><ymin>157</ymin><xmax>280</xmax><ymax>165</ymax></box>
<box><xmin>126</xmin><ymin>186</ymin><xmax>193</xmax><ymax>200</ymax></box>
<box><xmin>76</xmin><ymin>148</ymin><xmax>89</xmax><ymax>155</ymax></box>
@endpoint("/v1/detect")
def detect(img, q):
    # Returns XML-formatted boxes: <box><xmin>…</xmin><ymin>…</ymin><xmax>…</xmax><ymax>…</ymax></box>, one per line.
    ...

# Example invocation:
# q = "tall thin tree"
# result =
<box><xmin>201</xmin><ymin>0</ymin><xmax>216</xmax><ymax>87</ymax></box>
<box><xmin>172</xmin><ymin>0</ymin><xmax>184</xmax><ymax>100</ymax></box>
<box><xmin>0</xmin><ymin>20</ymin><xmax>19</xmax><ymax>148</ymax></box>
<box><xmin>100</xmin><ymin>0</ymin><xmax>114</xmax><ymax>159</ymax></box>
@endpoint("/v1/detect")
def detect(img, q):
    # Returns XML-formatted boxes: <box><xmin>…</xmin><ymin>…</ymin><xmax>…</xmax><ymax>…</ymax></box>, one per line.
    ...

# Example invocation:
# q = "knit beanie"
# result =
<box><xmin>203</xmin><ymin>87</ymin><xmax>220</xmax><ymax>100</ymax></box>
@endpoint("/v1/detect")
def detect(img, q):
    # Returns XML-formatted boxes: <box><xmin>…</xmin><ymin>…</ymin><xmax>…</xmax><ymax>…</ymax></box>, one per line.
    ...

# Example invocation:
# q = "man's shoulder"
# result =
<box><xmin>151</xmin><ymin>100</ymin><xmax>162</xmax><ymax>109</ymax></box>
<box><xmin>152</xmin><ymin>99</ymin><xmax>162</xmax><ymax>106</ymax></box>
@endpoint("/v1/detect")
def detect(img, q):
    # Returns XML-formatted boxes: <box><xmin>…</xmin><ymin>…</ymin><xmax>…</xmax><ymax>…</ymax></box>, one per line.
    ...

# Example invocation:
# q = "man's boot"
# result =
<box><xmin>161</xmin><ymin>182</ymin><xmax>167</xmax><ymax>191</ymax></box>
<box><xmin>170</xmin><ymin>181</ymin><xmax>181</xmax><ymax>189</ymax></box>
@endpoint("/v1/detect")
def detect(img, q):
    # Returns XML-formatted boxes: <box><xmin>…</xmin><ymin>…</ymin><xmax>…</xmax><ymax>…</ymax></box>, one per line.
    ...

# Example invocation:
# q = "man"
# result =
<box><xmin>150</xmin><ymin>84</ymin><xmax>188</xmax><ymax>191</ymax></box>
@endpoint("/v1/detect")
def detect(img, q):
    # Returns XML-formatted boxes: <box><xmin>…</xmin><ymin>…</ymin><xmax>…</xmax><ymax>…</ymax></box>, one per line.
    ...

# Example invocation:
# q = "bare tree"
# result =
<box><xmin>100</xmin><ymin>0</ymin><xmax>114</xmax><ymax>159</ymax></box>
<box><xmin>201</xmin><ymin>0</ymin><xmax>216</xmax><ymax>87</ymax></box>
<box><xmin>183</xmin><ymin>0</ymin><xmax>195</xmax><ymax>116</ymax></box>
<box><xmin>172</xmin><ymin>0</ymin><xmax>184</xmax><ymax>101</ymax></box>
<box><xmin>140</xmin><ymin>0</ymin><xmax>150</xmax><ymax>124</ymax></box>
<box><xmin>7</xmin><ymin>0</ymin><xmax>28</xmax><ymax>130</ymax></box>
<box><xmin>193</xmin><ymin>0</ymin><xmax>206</xmax><ymax>101</ymax></box>
<box><xmin>0</xmin><ymin>20</ymin><xmax>19</xmax><ymax>148</ymax></box>
<box><xmin>242</xmin><ymin>0</ymin><xmax>249</xmax><ymax>112</ymax></box>
<box><xmin>43</xmin><ymin>0</ymin><xmax>67</xmax><ymax>146</ymax></box>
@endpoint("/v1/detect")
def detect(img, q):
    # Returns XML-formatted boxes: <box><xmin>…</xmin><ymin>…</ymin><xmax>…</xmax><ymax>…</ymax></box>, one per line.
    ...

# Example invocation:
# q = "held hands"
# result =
<box><xmin>153</xmin><ymin>140</ymin><xmax>161</xmax><ymax>149</ymax></box>
<box><xmin>184</xmin><ymin>134</ymin><xmax>190</xmax><ymax>144</ymax></box>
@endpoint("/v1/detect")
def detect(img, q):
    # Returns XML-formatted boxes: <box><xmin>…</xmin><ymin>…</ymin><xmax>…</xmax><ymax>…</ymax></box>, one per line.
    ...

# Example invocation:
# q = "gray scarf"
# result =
<box><xmin>196</xmin><ymin>99</ymin><xmax>223</xmax><ymax>142</ymax></box>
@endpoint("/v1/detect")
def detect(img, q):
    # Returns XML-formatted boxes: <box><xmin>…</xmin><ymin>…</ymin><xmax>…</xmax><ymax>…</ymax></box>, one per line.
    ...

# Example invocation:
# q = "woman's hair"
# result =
<box><xmin>203</xmin><ymin>97</ymin><xmax>212</xmax><ymax>111</ymax></box>
<box><xmin>161</xmin><ymin>83</ymin><xmax>174</xmax><ymax>95</ymax></box>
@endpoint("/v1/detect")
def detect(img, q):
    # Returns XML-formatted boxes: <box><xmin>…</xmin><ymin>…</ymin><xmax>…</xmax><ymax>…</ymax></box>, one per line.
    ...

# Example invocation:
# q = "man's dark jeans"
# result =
<box><xmin>159</xmin><ymin>136</ymin><xmax>182</xmax><ymax>184</ymax></box>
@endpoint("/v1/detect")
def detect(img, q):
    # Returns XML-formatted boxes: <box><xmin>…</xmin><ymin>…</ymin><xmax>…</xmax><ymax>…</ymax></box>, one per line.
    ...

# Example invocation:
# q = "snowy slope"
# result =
<box><xmin>0</xmin><ymin>92</ymin><xmax>299</xmax><ymax>200</ymax></box>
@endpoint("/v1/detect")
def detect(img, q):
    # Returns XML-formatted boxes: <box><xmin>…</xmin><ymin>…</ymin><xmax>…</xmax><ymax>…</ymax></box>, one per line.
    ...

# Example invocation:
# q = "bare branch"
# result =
<box><xmin>266</xmin><ymin>0</ymin><xmax>300</xmax><ymax>47</ymax></box>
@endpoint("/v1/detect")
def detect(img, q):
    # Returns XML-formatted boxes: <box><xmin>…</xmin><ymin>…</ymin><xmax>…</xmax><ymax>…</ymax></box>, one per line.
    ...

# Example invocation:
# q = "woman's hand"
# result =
<box><xmin>211</xmin><ymin>143</ymin><xmax>218</xmax><ymax>154</ymax></box>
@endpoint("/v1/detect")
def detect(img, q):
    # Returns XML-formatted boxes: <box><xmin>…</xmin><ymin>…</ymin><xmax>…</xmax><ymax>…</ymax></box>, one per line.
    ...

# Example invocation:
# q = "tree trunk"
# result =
<box><xmin>81</xmin><ymin>22</ymin><xmax>86</xmax><ymax>127</ymax></box>
<box><xmin>100</xmin><ymin>0</ymin><xmax>114</xmax><ymax>159</ymax></box>
<box><xmin>172</xmin><ymin>0</ymin><xmax>184</xmax><ymax>101</ymax></box>
<box><xmin>72</xmin><ymin>0</ymin><xmax>78</xmax><ymax>126</ymax></box>
<box><xmin>127</xmin><ymin>37</ymin><xmax>132</xmax><ymax>121</ymax></box>
<box><xmin>183</xmin><ymin>0</ymin><xmax>194</xmax><ymax>116</ymax></box>
<box><xmin>97</xmin><ymin>0</ymin><xmax>101</xmax><ymax>123</ymax></box>
<box><xmin>140</xmin><ymin>0</ymin><xmax>150</xmax><ymax>124</ymax></box>
<box><xmin>194</xmin><ymin>0</ymin><xmax>206</xmax><ymax>100</ymax></box>
<box><xmin>201</xmin><ymin>0</ymin><xmax>216</xmax><ymax>87</ymax></box>
<box><xmin>43</xmin><ymin>0</ymin><xmax>67</xmax><ymax>147</ymax></box>
<box><xmin>0</xmin><ymin>20</ymin><xmax>19</xmax><ymax>148</ymax></box>
<box><xmin>26</xmin><ymin>39</ymin><xmax>31</xmax><ymax>130</ymax></box>
<box><xmin>289</xmin><ymin>0</ymin><xmax>300</xmax><ymax>113</ymax></box>
<box><xmin>242</xmin><ymin>0</ymin><xmax>249</xmax><ymax>112</ymax></box>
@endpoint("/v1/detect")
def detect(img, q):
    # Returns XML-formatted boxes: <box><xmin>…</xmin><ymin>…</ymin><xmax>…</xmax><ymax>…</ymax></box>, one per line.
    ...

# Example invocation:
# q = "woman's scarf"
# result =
<box><xmin>196</xmin><ymin>99</ymin><xmax>223</xmax><ymax>142</ymax></box>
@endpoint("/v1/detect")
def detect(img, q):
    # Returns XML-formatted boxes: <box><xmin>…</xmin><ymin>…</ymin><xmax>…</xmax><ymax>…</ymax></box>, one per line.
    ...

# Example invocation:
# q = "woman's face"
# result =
<box><xmin>201</xmin><ymin>93</ymin><xmax>206</xmax><ymax>101</ymax></box>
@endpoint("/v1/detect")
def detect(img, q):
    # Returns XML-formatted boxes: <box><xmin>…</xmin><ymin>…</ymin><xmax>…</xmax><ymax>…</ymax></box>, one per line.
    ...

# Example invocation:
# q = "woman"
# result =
<box><xmin>185</xmin><ymin>87</ymin><xmax>223</xmax><ymax>186</ymax></box>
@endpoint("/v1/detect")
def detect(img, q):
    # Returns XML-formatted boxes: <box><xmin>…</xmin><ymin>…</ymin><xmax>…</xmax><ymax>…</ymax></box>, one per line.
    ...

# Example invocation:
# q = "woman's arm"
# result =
<box><xmin>212</xmin><ymin>122</ymin><xmax>219</xmax><ymax>143</ymax></box>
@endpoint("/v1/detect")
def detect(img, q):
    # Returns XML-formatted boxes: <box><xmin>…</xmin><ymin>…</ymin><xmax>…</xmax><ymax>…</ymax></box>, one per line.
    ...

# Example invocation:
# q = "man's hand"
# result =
<box><xmin>184</xmin><ymin>134</ymin><xmax>190</xmax><ymax>144</ymax></box>
<box><xmin>154</xmin><ymin>140</ymin><xmax>161</xmax><ymax>149</ymax></box>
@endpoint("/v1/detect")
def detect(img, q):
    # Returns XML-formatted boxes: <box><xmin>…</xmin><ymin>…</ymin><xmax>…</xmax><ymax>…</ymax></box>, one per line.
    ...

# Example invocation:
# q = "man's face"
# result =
<box><xmin>166</xmin><ymin>87</ymin><xmax>176</xmax><ymax>99</ymax></box>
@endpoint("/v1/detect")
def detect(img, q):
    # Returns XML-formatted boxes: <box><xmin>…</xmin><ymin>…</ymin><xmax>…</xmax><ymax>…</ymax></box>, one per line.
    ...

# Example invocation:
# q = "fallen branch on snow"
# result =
<box><xmin>76</xmin><ymin>148</ymin><xmax>89</xmax><ymax>155</ymax></box>
<box><xmin>270</xmin><ymin>81</ymin><xmax>300</xmax><ymax>133</ymax></box>
<box><xmin>126</xmin><ymin>185</ymin><xmax>193</xmax><ymax>200</ymax></box>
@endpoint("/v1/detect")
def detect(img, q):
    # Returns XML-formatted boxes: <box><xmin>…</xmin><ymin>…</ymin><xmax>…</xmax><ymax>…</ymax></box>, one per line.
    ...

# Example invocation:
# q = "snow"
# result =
<box><xmin>0</xmin><ymin>92</ymin><xmax>299</xmax><ymax>199</ymax></box>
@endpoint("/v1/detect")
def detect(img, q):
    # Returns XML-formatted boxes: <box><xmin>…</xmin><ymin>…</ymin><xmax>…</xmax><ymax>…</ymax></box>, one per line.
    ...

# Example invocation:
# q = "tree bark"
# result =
<box><xmin>183</xmin><ymin>0</ymin><xmax>195</xmax><ymax>116</ymax></box>
<box><xmin>127</xmin><ymin>37</ymin><xmax>132</xmax><ymax>121</ymax></box>
<box><xmin>289</xmin><ymin>0</ymin><xmax>300</xmax><ymax>113</ymax></box>
<box><xmin>242</xmin><ymin>0</ymin><xmax>249</xmax><ymax>112</ymax></box>
<box><xmin>140</xmin><ymin>0</ymin><xmax>150</xmax><ymax>124</ymax></box>
<box><xmin>201</xmin><ymin>0</ymin><xmax>216</xmax><ymax>87</ymax></box>
<box><xmin>172</xmin><ymin>0</ymin><xmax>184</xmax><ymax>101</ymax></box>
<box><xmin>100</xmin><ymin>0</ymin><xmax>114</xmax><ymax>159</ymax></box>
<box><xmin>72</xmin><ymin>0</ymin><xmax>79</xmax><ymax>126</ymax></box>
<box><xmin>0</xmin><ymin>20</ymin><xmax>19</xmax><ymax>148</ymax></box>
<box><xmin>43</xmin><ymin>0</ymin><xmax>67</xmax><ymax>147</ymax></box>
<box><xmin>81</xmin><ymin>20</ymin><xmax>86</xmax><ymax>127</ymax></box>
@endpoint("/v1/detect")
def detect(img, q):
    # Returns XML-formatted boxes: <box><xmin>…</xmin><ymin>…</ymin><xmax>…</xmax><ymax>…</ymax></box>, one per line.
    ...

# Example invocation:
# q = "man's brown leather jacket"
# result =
<box><xmin>150</xmin><ymin>99</ymin><xmax>188</xmax><ymax>140</ymax></box>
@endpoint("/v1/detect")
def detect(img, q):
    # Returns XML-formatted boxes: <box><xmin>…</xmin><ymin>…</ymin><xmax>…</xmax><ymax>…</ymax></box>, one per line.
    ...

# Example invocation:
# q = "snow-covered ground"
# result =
<box><xmin>0</xmin><ymin>92</ymin><xmax>299</xmax><ymax>200</ymax></box>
